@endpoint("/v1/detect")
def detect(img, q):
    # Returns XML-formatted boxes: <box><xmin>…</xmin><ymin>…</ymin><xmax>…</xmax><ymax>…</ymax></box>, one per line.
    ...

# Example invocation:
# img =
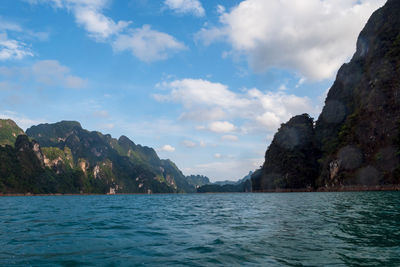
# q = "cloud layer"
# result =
<box><xmin>164</xmin><ymin>0</ymin><xmax>205</xmax><ymax>17</ymax></box>
<box><xmin>0</xmin><ymin>60</ymin><xmax>87</xmax><ymax>89</ymax></box>
<box><xmin>113</xmin><ymin>25</ymin><xmax>186</xmax><ymax>62</ymax></box>
<box><xmin>197</xmin><ymin>0</ymin><xmax>385</xmax><ymax>81</ymax></box>
<box><xmin>154</xmin><ymin>78</ymin><xmax>317</xmax><ymax>134</ymax></box>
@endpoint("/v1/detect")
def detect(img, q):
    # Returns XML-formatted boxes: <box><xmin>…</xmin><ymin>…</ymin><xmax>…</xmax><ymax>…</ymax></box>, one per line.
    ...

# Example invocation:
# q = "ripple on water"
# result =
<box><xmin>1</xmin><ymin>192</ymin><xmax>400</xmax><ymax>266</ymax></box>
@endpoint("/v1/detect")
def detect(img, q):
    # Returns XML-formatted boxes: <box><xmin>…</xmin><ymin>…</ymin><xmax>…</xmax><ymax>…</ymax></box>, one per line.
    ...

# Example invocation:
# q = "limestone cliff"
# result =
<box><xmin>252</xmin><ymin>0</ymin><xmax>400</xmax><ymax>191</ymax></box>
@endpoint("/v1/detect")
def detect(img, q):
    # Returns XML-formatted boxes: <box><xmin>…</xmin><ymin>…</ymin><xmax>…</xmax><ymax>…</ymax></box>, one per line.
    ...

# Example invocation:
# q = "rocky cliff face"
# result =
<box><xmin>0</xmin><ymin>119</ymin><xmax>198</xmax><ymax>194</ymax></box>
<box><xmin>26</xmin><ymin>121</ymin><xmax>194</xmax><ymax>193</ymax></box>
<box><xmin>252</xmin><ymin>114</ymin><xmax>319</xmax><ymax>191</ymax></box>
<box><xmin>315</xmin><ymin>0</ymin><xmax>400</xmax><ymax>188</ymax></box>
<box><xmin>252</xmin><ymin>0</ymin><xmax>400</xmax><ymax>191</ymax></box>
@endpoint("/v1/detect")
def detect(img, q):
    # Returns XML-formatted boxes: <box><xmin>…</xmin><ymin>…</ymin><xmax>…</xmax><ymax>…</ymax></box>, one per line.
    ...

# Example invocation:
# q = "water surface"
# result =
<box><xmin>1</xmin><ymin>192</ymin><xmax>400</xmax><ymax>266</ymax></box>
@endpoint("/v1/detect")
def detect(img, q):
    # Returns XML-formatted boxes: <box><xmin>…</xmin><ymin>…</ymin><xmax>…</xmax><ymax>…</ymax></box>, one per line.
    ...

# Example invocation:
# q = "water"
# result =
<box><xmin>1</xmin><ymin>192</ymin><xmax>400</xmax><ymax>266</ymax></box>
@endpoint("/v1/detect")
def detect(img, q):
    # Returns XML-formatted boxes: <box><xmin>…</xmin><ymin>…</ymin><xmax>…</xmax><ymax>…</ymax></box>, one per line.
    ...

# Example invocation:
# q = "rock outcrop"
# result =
<box><xmin>252</xmin><ymin>114</ymin><xmax>319</xmax><ymax>191</ymax></box>
<box><xmin>252</xmin><ymin>0</ymin><xmax>400</xmax><ymax>191</ymax></box>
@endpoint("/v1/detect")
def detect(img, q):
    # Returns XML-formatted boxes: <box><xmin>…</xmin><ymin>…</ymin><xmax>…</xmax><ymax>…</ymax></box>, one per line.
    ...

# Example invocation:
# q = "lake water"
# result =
<box><xmin>1</xmin><ymin>192</ymin><xmax>400</xmax><ymax>266</ymax></box>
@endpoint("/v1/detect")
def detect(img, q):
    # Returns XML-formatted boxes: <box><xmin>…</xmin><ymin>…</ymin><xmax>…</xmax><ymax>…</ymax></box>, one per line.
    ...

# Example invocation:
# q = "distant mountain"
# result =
<box><xmin>214</xmin><ymin>180</ymin><xmax>236</xmax><ymax>186</ymax></box>
<box><xmin>197</xmin><ymin>172</ymin><xmax>253</xmax><ymax>193</ymax></box>
<box><xmin>197</xmin><ymin>180</ymin><xmax>251</xmax><ymax>193</ymax></box>
<box><xmin>0</xmin><ymin>119</ymin><xmax>198</xmax><ymax>194</ymax></box>
<box><xmin>252</xmin><ymin>0</ymin><xmax>400</xmax><ymax>191</ymax></box>
<box><xmin>235</xmin><ymin>171</ymin><xmax>253</xmax><ymax>184</ymax></box>
<box><xmin>185</xmin><ymin>175</ymin><xmax>211</xmax><ymax>188</ymax></box>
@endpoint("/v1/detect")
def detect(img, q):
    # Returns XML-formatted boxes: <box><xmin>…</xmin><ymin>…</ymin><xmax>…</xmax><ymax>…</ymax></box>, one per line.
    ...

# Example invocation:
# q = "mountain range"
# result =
<box><xmin>0</xmin><ymin>120</ymin><xmax>210</xmax><ymax>194</ymax></box>
<box><xmin>1</xmin><ymin>0</ymin><xmax>400</xmax><ymax>194</ymax></box>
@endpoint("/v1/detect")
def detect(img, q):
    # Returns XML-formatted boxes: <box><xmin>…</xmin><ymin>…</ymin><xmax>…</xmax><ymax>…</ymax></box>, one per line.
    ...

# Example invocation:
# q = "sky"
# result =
<box><xmin>0</xmin><ymin>0</ymin><xmax>385</xmax><ymax>181</ymax></box>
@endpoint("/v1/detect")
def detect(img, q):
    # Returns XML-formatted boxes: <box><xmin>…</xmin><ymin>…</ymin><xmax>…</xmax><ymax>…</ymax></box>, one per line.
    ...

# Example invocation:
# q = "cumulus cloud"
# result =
<box><xmin>28</xmin><ymin>0</ymin><xmax>130</xmax><ymax>40</ymax></box>
<box><xmin>164</xmin><ymin>0</ymin><xmax>205</xmax><ymax>17</ymax></box>
<box><xmin>27</xmin><ymin>0</ymin><xmax>186</xmax><ymax>62</ymax></box>
<box><xmin>0</xmin><ymin>16</ymin><xmax>50</xmax><ymax>61</ymax></box>
<box><xmin>0</xmin><ymin>60</ymin><xmax>87</xmax><ymax>89</ymax></box>
<box><xmin>74</xmin><ymin>5</ymin><xmax>130</xmax><ymax>40</ymax></box>
<box><xmin>196</xmin><ymin>0</ymin><xmax>385</xmax><ymax>80</ymax></box>
<box><xmin>113</xmin><ymin>25</ymin><xmax>186</xmax><ymax>62</ymax></box>
<box><xmin>154</xmin><ymin>78</ymin><xmax>316</xmax><ymax>133</ymax></box>
<box><xmin>160</xmin><ymin>144</ymin><xmax>176</xmax><ymax>152</ymax></box>
<box><xmin>0</xmin><ymin>33</ymin><xmax>33</xmax><ymax>61</ymax></box>
<box><xmin>208</xmin><ymin>121</ymin><xmax>236</xmax><ymax>133</ymax></box>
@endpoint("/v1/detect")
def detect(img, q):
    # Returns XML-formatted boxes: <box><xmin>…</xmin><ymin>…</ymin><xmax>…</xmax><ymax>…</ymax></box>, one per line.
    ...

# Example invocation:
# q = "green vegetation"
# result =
<box><xmin>0</xmin><ymin>119</ymin><xmax>198</xmax><ymax>194</ymax></box>
<box><xmin>186</xmin><ymin>175</ymin><xmax>210</xmax><ymax>187</ymax></box>
<box><xmin>0</xmin><ymin>119</ymin><xmax>25</xmax><ymax>147</ymax></box>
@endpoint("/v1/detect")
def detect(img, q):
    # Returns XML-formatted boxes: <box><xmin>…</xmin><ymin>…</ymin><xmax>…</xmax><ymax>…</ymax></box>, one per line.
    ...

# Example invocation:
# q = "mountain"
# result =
<box><xmin>252</xmin><ymin>114</ymin><xmax>319</xmax><ymax>191</ymax></box>
<box><xmin>25</xmin><ymin>121</ymin><xmax>196</xmax><ymax>193</ymax></box>
<box><xmin>197</xmin><ymin>179</ymin><xmax>252</xmax><ymax>193</ymax></box>
<box><xmin>0</xmin><ymin>119</ymin><xmax>197</xmax><ymax>194</ymax></box>
<box><xmin>235</xmin><ymin>171</ymin><xmax>253</xmax><ymax>184</ymax></box>
<box><xmin>185</xmin><ymin>175</ymin><xmax>211</xmax><ymax>188</ymax></box>
<box><xmin>0</xmin><ymin>134</ymin><xmax>87</xmax><ymax>194</ymax></box>
<box><xmin>197</xmin><ymin>172</ymin><xmax>253</xmax><ymax>193</ymax></box>
<box><xmin>252</xmin><ymin>0</ymin><xmax>400</xmax><ymax>191</ymax></box>
<box><xmin>214</xmin><ymin>180</ymin><xmax>236</xmax><ymax>186</ymax></box>
<box><xmin>0</xmin><ymin>119</ymin><xmax>25</xmax><ymax>147</ymax></box>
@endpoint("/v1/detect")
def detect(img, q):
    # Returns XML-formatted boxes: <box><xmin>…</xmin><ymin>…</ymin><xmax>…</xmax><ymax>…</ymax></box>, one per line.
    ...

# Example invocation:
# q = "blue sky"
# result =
<box><xmin>0</xmin><ymin>0</ymin><xmax>384</xmax><ymax>181</ymax></box>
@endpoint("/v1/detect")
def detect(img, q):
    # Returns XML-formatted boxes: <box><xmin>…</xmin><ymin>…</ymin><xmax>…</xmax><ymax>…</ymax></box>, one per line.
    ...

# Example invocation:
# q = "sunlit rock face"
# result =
<box><xmin>253</xmin><ymin>0</ymin><xmax>400</xmax><ymax>191</ymax></box>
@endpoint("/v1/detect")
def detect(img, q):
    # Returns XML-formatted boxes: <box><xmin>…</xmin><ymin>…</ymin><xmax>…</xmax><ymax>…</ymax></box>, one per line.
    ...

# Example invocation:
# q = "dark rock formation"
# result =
<box><xmin>252</xmin><ymin>114</ymin><xmax>319</xmax><ymax>191</ymax></box>
<box><xmin>252</xmin><ymin>0</ymin><xmax>400</xmax><ymax>191</ymax></box>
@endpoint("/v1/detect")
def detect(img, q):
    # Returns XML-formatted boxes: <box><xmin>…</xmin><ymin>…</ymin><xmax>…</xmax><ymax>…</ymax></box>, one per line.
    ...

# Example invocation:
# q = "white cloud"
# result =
<box><xmin>160</xmin><ymin>144</ymin><xmax>176</xmax><ymax>152</ymax></box>
<box><xmin>221</xmin><ymin>135</ymin><xmax>239</xmax><ymax>142</ymax></box>
<box><xmin>214</xmin><ymin>153</ymin><xmax>222</xmax><ymax>159</ymax></box>
<box><xmin>164</xmin><ymin>0</ymin><xmax>205</xmax><ymax>17</ymax></box>
<box><xmin>0</xmin><ymin>33</ymin><xmax>33</xmax><ymax>60</ymax></box>
<box><xmin>73</xmin><ymin>5</ymin><xmax>130</xmax><ymax>40</ymax></box>
<box><xmin>216</xmin><ymin>5</ymin><xmax>225</xmax><ymax>14</ymax></box>
<box><xmin>113</xmin><ymin>25</ymin><xmax>186</xmax><ymax>62</ymax></box>
<box><xmin>196</xmin><ymin>0</ymin><xmax>385</xmax><ymax>81</ymax></box>
<box><xmin>182</xmin><ymin>140</ymin><xmax>196</xmax><ymax>148</ymax></box>
<box><xmin>208</xmin><ymin>121</ymin><xmax>236</xmax><ymax>133</ymax></box>
<box><xmin>28</xmin><ymin>0</ymin><xmax>130</xmax><ymax>41</ymax></box>
<box><xmin>27</xmin><ymin>0</ymin><xmax>186</xmax><ymax>62</ymax></box>
<box><xmin>0</xmin><ymin>60</ymin><xmax>87</xmax><ymax>89</ymax></box>
<box><xmin>154</xmin><ymin>78</ymin><xmax>316</xmax><ymax>133</ymax></box>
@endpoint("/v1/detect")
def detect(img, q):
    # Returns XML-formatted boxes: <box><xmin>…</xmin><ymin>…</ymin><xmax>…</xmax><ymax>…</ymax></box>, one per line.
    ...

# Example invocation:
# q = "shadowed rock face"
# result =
<box><xmin>315</xmin><ymin>0</ymin><xmax>400</xmax><ymax>187</ymax></box>
<box><xmin>252</xmin><ymin>114</ymin><xmax>320</xmax><ymax>191</ymax></box>
<box><xmin>253</xmin><ymin>0</ymin><xmax>400</xmax><ymax>191</ymax></box>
